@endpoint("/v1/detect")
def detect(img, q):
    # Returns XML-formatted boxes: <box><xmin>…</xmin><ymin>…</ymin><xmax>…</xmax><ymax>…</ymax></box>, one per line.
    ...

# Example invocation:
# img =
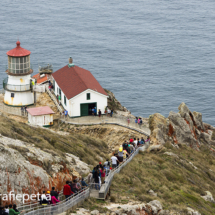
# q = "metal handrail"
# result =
<box><xmin>45</xmin><ymin>85</ymin><xmax>63</xmax><ymax>113</ymax></box>
<box><xmin>99</xmin><ymin>146</ymin><xmax>145</xmax><ymax>199</ymax></box>
<box><xmin>3</xmin><ymin>78</ymin><xmax>32</xmax><ymax>92</ymax></box>
<box><xmin>17</xmin><ymin>191</ymin><xmax>64</xmax><ymax>211</ymax></box>
<box><xmin>23</xmin><ymin>187</ymin><xmax>90</xmax><ymax>215</ymax></box>
<box><xmin>18</xmin><ymin>147</ymin><xmax>144</xmax><ymax>214</ymax></box>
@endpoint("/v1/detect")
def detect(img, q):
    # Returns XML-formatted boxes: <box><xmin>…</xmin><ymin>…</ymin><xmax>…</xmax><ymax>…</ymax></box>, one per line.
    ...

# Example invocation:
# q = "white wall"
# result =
<box><xmin>4</xmin><ymin>74</ymin><xmax>34</xmax><ymax>106</ymax></box>
<box><xmin>53</xmin><ymin>78</ymin><xmax>108</xmax><ymax>117</ymax></box>
<box><xmin>4</xmin><ymin>91</ymin><xmax>34</xmax><ymax>106</ymax></box>
<box><xmin>8</xmin><ymin>74</ymin><xmax>31</xmax><ymax>85</ymax></box>
<box><xmin>34</xmin><ymin>84</ymin><xmax>46</xmax><ymax>93</ymax></box>
<box><xmin>53</xmin><ymin>81</ymin><xmax>68</xmax><ymax>112</ymax></box>
<box><xmin>69</xmin><ymin>89</ymin><xmax>108</xmax><ymax>117</ymax></box>
<box><xmin>28</xmin><ymin>114</ymin><xmax>54</xmax><ymax>126</ymax></box>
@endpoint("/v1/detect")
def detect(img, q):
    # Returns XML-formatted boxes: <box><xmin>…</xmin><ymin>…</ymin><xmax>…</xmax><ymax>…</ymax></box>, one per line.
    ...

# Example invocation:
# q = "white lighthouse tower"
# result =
<box><xmin>3</xmin><ymin>41</ymin><xmax>34</xmax><ymax>106</ymax></box>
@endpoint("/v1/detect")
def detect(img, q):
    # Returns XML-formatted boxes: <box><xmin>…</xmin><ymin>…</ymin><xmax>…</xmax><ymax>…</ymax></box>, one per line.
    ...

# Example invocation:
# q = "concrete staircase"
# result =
<box><xmin>45</xmin><ymin>85</ymin><xmax>63</xmax><ymax>113</ymax></box>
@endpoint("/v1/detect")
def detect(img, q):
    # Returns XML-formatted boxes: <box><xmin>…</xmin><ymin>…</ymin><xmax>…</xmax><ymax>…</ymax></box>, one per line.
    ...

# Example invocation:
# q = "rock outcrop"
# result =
<box><xmin>104</xmin><ymin>89</ymin><xmax>129</xmax><ymax>112</ymax></box>
<box><xmin>201</xmin><ymin>191</ymin><xmax>215</xmax><ymax>203</ymax></box>
<box><xmin>68</xmin><ymin>200</ymin><xmax>200</xmax><ymax>215</ymax></box>
<box><xmin>0</xmin><ymin>135</ymin><xmax>89</xmax><ymax>204</ymax></box>
<box><xmin>149</xmin><ymin>102</ymin><xmax>215</xmax><ymax>151</ymax></box>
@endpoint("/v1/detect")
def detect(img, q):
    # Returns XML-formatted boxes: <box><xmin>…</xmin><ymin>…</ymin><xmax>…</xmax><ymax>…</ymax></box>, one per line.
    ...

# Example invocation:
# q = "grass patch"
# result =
<box><xmin>110</xmin><ymin>143</ymin><xmax>215</xmax><ymax>214</ymax></box>
<box><xmin>0</xmin><ymin>115</ymin><xmax>108</xmax><ymax>167</ymax></box>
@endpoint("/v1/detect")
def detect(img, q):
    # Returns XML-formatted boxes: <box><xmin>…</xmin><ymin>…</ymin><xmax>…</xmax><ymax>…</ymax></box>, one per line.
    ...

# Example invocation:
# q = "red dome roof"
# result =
<box><xmin>6</xmin><ymin>41</ymin><xmax>31</xmax><ymax>57</ymax></box>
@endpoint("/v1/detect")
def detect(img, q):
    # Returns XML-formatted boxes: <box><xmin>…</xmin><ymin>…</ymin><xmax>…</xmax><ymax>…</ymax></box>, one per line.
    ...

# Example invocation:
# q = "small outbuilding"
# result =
<box><xmin>27</xmin><ymin>106</ymin><xmax>55</xmax><ymax>127</ymax></box>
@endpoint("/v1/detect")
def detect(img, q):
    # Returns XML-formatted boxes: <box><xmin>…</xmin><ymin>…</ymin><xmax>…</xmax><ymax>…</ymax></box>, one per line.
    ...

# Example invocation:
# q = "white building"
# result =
<box><xmin>3</xmin><ymin>41</ymin><xmax>35</xmax><ymax>106</ymax></box>
<box><xmin>52</xmin><ymin>59</ymin><xmax>108</xmax><ymax>117</ymax></box>
<box><xmin>27</xmin><ymin>106</ymin><xmax>55</xmax><ymax>127</ymax></box>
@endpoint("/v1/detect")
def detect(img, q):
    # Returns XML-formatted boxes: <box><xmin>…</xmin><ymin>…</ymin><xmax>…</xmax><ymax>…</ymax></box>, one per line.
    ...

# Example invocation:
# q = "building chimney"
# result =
<box><xmin>68</xmin><ymin>57</ymin><xmax>74</xmax><ymax>68</ymax></box>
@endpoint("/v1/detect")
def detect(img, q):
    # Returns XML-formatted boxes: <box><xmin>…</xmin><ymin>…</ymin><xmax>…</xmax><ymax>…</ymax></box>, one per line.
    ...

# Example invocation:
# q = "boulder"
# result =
<box><xmin>91</xmin><ymin>210</ymin><xmax>100</xmax><ymax>215</ymax></box>
<box><xmin>187</xmin><ymin>207</ymin><xmax>201</xmax><ymax>215</ymax></box>
<box><xmin>148</xmin><ymin>144</ymin><xmax>163</xmax><ymax>152</ymax></box>
<box><xmin>146</xmin><ymin>200</ymin><xmax>162</xmax><ymax>214</ymax></box>
<box><xmin>164</xmin><ymin>152</ymin><xmax>179</xmax><ymax>159</ymax></box>
<box><xmin>66</xmin><ymin>153</ymin><xmax>90</xmax><ymax>175</ymax></box>
<box><xmin>201</xmin><ymin>191</ymin><xmax>215</xmax><ymax>203</ymax></box>
<box><xmin>148</xmin><ymin>189</ymin><xmax>157</xmax><ymax>197</ymax></box>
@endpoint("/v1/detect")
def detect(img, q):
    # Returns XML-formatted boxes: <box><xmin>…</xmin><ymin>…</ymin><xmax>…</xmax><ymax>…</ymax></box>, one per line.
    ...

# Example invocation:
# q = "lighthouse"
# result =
<box><xmin>3</xmin><ymin>41</ymin><xmax>34</xmax><ymax>106</ymax></box>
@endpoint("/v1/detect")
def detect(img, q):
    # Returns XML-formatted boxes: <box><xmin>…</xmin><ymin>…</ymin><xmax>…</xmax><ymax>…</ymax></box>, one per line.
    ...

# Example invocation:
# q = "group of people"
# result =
<box><xmin>0</xmin><ymin>136</ymin><xmax>150</xmax><ymax>213</ymax></box>
<box><xmin>0</xmin><ymin>181</ymin><xmax>88</xmax><ymax>214</ymax></box>
<box><xmin>39</xmin><ymin>187</ymin><xmax>60</xmax><ymax>206</ymax></box>
<box><xmin>91</xmin><ymin>106</ymin><xmax>113</xmax><ymax>118</ymax></box>
<box><xmin>86</xmin><ymin>136</ymin><xmax>150</xmax><ymax>190</ymax></box>
<box><xmin>91</xmin><ymin>107</ymin><xmax>97</xmax><ymax>116</ymax></box>
<box><xmin>87</xmin><ymin>161</ymin><xmax>109</xmax><ymax>190</ymax></box>
<box><xmin>48</xmin><ymin>81</ymin><xmax>54</xmax><ymax>92</ymax></box>
<box><xmin>111</xmin><ymin>136</ymin><xmax>150</xmax><ymax>167</ymax></box>
<box><xmin>0</xmin><ymin>204</ymin><xmax>21</xmax><ymax>215</ymax></box>
<box><xmin>105</xmin><ymin>106</ymin><xmax>113</xmax><ymax>117</ymax></box>
<box><xmin>63</xmin><ymin>178</ymin><xmax>88</xmax><ymax>200</ymax></box>
<box><xmin>20</xmin><ymin>106</ymin><xmax>27</xmax><ymax>116</ymax></box>
<box><xmin>127</xmin><ymin>117</ymin><xmax>143</xmax><ymax>127</ymax></box>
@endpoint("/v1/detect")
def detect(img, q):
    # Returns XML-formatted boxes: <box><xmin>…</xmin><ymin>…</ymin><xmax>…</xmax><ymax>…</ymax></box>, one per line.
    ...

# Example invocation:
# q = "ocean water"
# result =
<box><xmin>0</xmin><ymin>0</ymin><xmax>215</xmax><ymax>125</ymax></box>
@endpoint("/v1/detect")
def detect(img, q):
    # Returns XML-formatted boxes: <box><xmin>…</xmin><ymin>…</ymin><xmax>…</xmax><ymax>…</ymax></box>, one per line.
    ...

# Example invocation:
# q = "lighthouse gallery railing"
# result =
<box><xmin>3</xmin><ymin>78</ymin><xmax>32</xmax><ymax>92</ymax></box>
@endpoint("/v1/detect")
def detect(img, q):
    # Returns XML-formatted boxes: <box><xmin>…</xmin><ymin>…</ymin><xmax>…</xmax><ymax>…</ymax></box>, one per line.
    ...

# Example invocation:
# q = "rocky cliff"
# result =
<box><xmin>0</xmin><ymin>113</ymin><xmax>111</xmax><ymax>204</ymax></box>
<box><xmin>148</xmin><ymin>102</ymin><xmax>215</xmax><ymax>152</ymax></box>
<box><xmin>104</xmin><ymin>89</ymin><xmax>129</xmax><ymax>112</ymax></box>
<box><xmin>0</xmin><ymin>134</ymin><xmax>90</xmax><ymax>204</ymax></box>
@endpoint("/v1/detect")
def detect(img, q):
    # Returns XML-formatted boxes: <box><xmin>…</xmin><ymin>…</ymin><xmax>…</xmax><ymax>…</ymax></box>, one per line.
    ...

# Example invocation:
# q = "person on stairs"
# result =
<box><xmin>111</xmin><ymin>153</ymin><xmax>119</xmax><ymax>169</ymax></box>
<box><xmin>12</xmin><ymin>205</ymin><xmax>19</xmax><ymax>213</ymax></box>
<box><xmin>63</xmin><ymin>181</ymin><xmax>73</xmax><ymax>201</ymax></box>
<box><xmin>51</xmin><ymin>195</ymin><xmax>60</xmax><ymax>205</ymax></box>
<box><xmin>4</xmin><ymin>205</ymin><xmax>9</xmax><ymax>214</ymax></box>
<box><xmin>0</xmin><ymin>206</ymin><xmax>8</xmax><ymax>215</ymax></box>
<box><xmin>40</xmin><ymin>191</ymin><xmax>50</xmax><ymax>205</ymax></box>
<box><xmin>8</xmin><ymin>204</ymin><xmax>22</xmax><ymax>215</ymax></box>
<box><xmin>51</xmin><ymin>187</ymin><xmax>59</xmax><ymax>200</ymax></box>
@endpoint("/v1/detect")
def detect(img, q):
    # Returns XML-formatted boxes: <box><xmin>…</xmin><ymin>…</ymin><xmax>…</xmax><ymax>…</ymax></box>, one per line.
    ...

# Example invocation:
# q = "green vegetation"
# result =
<box><xmin>0</xmin><ymin>114</ymin><xmax>108</xmax><ymax>166</ymax></box>
<box><xmin>211</xmin><ymin>130</ymin><xmax>215</xmax><ymax>140</ymax></box>
<box><xmin>111</xmin><ymin>143</ymin><xmax>215</xmax><ymax>214</ymax></box>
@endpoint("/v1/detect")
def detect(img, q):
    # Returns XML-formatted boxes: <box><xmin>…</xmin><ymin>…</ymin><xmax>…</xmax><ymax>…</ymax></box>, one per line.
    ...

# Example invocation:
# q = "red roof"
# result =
<box><xmin>32</xmin><ymin>73</ymin><xmax>49</xmax><ymax>85</ymax></box>
<box><xmin>27</xmin><ymin>106</ymin><xmax>55</xmax><ymax>116</ymax></box>
<box><xmin>7</xmin><ymin>41</ymin><xmax>31</xmax><ymax>57</ymax></box>
<box><xmin>52</xmin><ymin>65</ymin><xmax>108</xmax><ymax>99</ymax></box>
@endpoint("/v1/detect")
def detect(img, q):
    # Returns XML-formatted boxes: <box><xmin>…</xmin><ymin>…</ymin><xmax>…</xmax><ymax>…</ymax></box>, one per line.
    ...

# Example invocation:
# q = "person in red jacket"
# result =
<box><xmin>63</xmin><ymin>181</ymin><xmax>73</xmax><ymax>201</ymax></box>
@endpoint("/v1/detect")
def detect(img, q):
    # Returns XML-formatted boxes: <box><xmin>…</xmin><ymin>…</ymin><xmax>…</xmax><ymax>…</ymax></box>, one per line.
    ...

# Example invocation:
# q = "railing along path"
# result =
<box><xmin>45</xmin><ymin>85</ymin><xmax>63</xmax><ymax>113</ymax></box>
<box><xmin>21</xmin><ymin>145</ymin><xmax>147</xmax><ymax>215</ymax></box>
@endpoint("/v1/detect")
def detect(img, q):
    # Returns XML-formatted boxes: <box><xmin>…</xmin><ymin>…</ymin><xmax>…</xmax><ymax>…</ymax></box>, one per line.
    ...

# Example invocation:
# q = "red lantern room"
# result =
<box><xmin>6</xmin><ymin>41</ymin><xmax>33</xmax><ymax>76</ymax></box>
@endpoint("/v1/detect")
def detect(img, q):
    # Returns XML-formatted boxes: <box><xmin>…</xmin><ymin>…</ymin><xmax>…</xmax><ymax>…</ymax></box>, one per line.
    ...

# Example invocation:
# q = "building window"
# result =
<box><xmin>64</xmin><ymin>95</ymin><xmax>66</xmax><ymax>106</ymax></box>
<box><xmin>8</xmin><ymin>56</ymin><xmax>30</xmax><ymax>74</ymax></box>
<box><xmin>59</xmin><ymin>89</ymin><xmax>61</xmax><ymax>97</ymax></box>
<box><xmin>11</xmin><ymin>93</ymin><xmax>14</xmax><ymax>98</ymax></box>
<box><xmin>87</xmin><ymin>93</ymin><xmax>90</xmax><ymax>100</ymax></box>
<box><xmin>53</xmin><ymin>80</ymin><xmax>55</xmax><ymax>92</ymax></box>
